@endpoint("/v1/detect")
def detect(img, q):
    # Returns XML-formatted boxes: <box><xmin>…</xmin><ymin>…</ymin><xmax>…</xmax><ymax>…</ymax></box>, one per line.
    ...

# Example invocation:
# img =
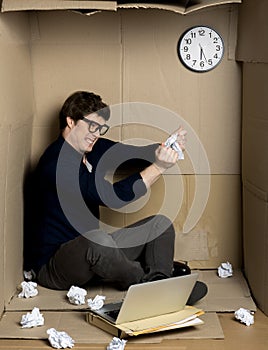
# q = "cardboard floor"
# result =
<box><xmin>0</xmin><ymin>270</ymin><xmax>256</xmax><ymax>344</ymax></box>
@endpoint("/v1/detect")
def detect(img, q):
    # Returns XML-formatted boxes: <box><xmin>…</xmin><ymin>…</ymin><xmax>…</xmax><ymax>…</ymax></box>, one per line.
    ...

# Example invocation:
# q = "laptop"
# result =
<box><xmin>91</xmin><ymin>272</ymin><xmax>198</xmax><ymax>325</ymax></box>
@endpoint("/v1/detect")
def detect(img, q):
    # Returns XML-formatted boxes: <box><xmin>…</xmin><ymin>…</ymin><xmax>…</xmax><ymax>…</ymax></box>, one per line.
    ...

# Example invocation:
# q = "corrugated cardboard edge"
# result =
<box><xmin>118</xmin><ymin>0</ymin><xmax>242</xmax><ymax>15</ymax></box>
<box><xmin>1</xmin><ymin>0</ymin><xmax>117</xmax><ymax>12</ymax></box>
<box><xmin>1</xmin><ymin>0</ymin><xmax>242</xmax><ymax>14</ymax></box>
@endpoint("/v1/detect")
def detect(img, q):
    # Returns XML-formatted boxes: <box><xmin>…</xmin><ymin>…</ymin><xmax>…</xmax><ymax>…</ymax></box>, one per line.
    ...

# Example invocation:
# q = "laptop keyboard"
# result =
<box><xmin>105</xmin><ymin>309</ymin><xmax>120</xmax><ymax>320</ymax></box>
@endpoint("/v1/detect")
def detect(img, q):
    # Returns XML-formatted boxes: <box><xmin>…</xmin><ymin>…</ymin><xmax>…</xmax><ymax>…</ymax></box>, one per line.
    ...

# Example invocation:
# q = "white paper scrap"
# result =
<box><xmin>165</xmin><ymin>133</ymin><xmax>184</xmax><ymax>160</ymax></box>
<box><xmin>107</xmin><ymin>337</ymin><xmax>127</xmax><ymax>350</ymax></box>
<box><xmin>67</xmin><ymin>285</ymin><xmax>87</xmax><ymax>305</ymax></box>
<box><xmin>218</xmin><ymin>261</ymin><xmax>233</xmax><ymax>278</ymax></box>
<box><xmin>47</xmin><ymin>328</ymin><xmax>75</xmax><ymax>349</ymax></box>
<box><xmin>234</xmin><ymin>308</ymin><xmax>254</xmax><ymax>326</ymax></box>
<box><xmin>20</xmin><ymin>307</ymin><xmax>44</xmax><ymax>328</ymax></box>
<box><xmin>18</xmin><ymin>281</ymin><xmax>38</xmax><ymax>298</ymax></box>
<box><xmin>87</xmin><ymin>294</ymin><xmax>106</xmax><ymax>310</ymax></box>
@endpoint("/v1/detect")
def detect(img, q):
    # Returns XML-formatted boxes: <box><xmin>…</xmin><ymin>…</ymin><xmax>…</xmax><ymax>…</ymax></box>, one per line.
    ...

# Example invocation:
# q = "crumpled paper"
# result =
<box><xmin>47</xmin><ymin>328</ymin><xmax>75</xmax><ymax>349</ymax></box>
<box><xmin>67</xmin><ymin>286</ymin><xmax>87</xmax><ymax>305</ymax></box>
<box><xmin>234</xmin><ymin>307</ymin><xmax>254</xmax><ymax>326</ymax></box>
<box><xmin>18</xmin><ymin>281</ymin><xmax>38</xmax><ymax>298</ymax></box>
<box><xmin>217</xmin><ymin>261</ymin><xmax>233</xmax><ymax>278</ymax></box>
<box><xmin>107</xmin><ymin>337</ymin><xmax>127</xmax><ymax>350</ymax></box>
<box><xmin>87</xmin><ymin>294</ymin><xmax>106</xmax><ymax>310</ymax></box>
<box><xmin>165</xmin><ymin>133</ymin><xmax>184</xmax><ymax>160</ymax></box>
<box><xmin>20</xmin><ymin>307</ymin><xmax>44</xmax><ymax>328</ymax></box>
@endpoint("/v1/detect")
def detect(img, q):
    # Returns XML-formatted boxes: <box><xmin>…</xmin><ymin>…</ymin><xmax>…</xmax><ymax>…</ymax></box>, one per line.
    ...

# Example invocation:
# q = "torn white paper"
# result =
<box><xmin>20</xmin><ymin>307</ymin><xmax>44</xmax><ymax>328</ymax></box>
<box><xmin>234</xmin><ymin>308</ymin><xmax>254</xmax><ymax>326</ymax></box>
<box><xmin>165</xmin><ymin>133</ymin><xmax>184</xmax><ymax>160</ymax></box>
<box><xmin>18</xmin><ymin>281</ymin><xmax>38</xmax><ymax>298</ymax></box>
<box><xmin>47</xmin><ymin>328</ymin><xmax>75</xmax><ymax>349</ymax></box>
<box><xmin>87</xmin><ymin>294</ymin><xmax>106</xmax><ymax>310</ymax></box>
<box><xmin>107</xmin><ymin>337</ymin><xmax>127</xmax><ymax>350</ymax></box>
<box><xmin>218</xmin><ymin>261</ymin><xmax>233</xmax><ymax>278</ymax></box>
<box><xmin>67</xmin><ymin>285</ymin><xmax>87</xmax><ymax>305</ymax></box>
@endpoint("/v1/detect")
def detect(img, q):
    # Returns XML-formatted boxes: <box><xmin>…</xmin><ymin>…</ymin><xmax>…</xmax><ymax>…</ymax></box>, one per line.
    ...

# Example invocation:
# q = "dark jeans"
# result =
<box><xmin>37</xmin><ymin>215</ymin><xmax>175</xmax><ymax>290</ymax></box>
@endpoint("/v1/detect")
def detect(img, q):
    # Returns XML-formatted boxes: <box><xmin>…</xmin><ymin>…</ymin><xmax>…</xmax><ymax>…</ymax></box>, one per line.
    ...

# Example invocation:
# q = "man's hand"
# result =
<box><xmin>169</xmin><ymin>126</ymin><xmax>187</xmax><ymax>151</ymax></box>
<box><xmin>140</xmin><ymin>126</ymin><xmax>187</xmax><ymax>189</ymax></box>
<box><xmin>153</xmin><ymin>144</ymin><xmax>178</xmax><ymax>173</ymax></box>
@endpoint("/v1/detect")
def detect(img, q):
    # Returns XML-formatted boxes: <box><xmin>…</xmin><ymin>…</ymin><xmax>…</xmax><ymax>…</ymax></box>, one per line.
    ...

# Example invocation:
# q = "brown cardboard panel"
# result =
<box><xmin>242</xmin><ymin>63</ymin><xmax>268</xmax><ymax>192</ymax></box>
<box><xmin>1</xmin><ymin>1</ymin><xmax>117</xmax><ymax>12</ymax></box>
<box><xmin>1</xmin><ymin>0</ymin><xmax>242</xmax><ymax>14</ymax></box>
<box><xmin>194</xmin><ymin>270</ymin><xmax>256</xmax><ymax>312</ymax></box>
<box><xmin>242</xmin><ymin>63</ymin><xmax>268</xmax><ymax>123</ymax></box>
<box><xmin>0</xmin><ymin>311</ymin><xmax>223</xmax><ymax>342</ymax></box>
<box><xmin>237</xmin><ymin>0</ymin><xmax>268</xmax><ymax>63</ymax></box>
<box><xmin>4</xmin><ymin>124</ymin><xmax>34</xmax><ymax>304</ymax></box>
<box><xmin>0</xmin><ymin>127</ymin><xmax>9</xmax><ymax>317</ymax></box>
<box><xmin>243</xmin><ymin>184</ymin><xmax>268</xmax><ymax>316</ymax></box>
<box><xmin>119</xmin><ymin>0</ymin><xmax>241</xmax><ymax>14</ymax></box>
<box><xmin>242</xmin><ymin>117</ymin><xmax>268</xmax><ymax>193</ymax></box>
<box><xmin>179</xmin><ymin>175</ymin><xmax>242</xmax><ymax>269</ymax></box>
<box><xmin>6</xmin><ymin>270</ymin><xmax>255</xmax><ymax>314</ymax></box>
<box><xmin>121</xmin><ymin>7</ymin><xmax>241</xmax><ymax>175</ymax></box>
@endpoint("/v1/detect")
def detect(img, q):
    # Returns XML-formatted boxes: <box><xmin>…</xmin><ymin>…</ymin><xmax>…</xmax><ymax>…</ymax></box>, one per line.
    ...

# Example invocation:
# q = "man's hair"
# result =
<box><xmin>59</xmin><ymin>91</ymin><xmax>110</xmax><ymax>130</ymax></box>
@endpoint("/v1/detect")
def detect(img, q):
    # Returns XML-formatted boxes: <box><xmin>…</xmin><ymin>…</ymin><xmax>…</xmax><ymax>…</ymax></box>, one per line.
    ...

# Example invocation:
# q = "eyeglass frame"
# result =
<box><xmin>82</xmin><ymin>118</ymin><xmax>110</xmax><ymax>136</ymax></box>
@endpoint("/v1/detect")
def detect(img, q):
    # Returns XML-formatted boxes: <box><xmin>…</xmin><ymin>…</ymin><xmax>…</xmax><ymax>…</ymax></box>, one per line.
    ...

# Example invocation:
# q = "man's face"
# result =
<box><xmin>65</xmin><ymin>113</ymin><xmax>109</xmax><ymax>154</ymax></box>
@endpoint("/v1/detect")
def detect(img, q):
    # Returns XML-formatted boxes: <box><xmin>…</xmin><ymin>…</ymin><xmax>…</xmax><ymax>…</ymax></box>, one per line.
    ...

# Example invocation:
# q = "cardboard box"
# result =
<box><xmin>236</xmin><ymin>1</ymin><xmax>268</xmax><ymax>315</ymax></box>
<box><xmin>0</xmin><ymin>0</ymin><xmax>266</xmax><ymax>343</ymax></box>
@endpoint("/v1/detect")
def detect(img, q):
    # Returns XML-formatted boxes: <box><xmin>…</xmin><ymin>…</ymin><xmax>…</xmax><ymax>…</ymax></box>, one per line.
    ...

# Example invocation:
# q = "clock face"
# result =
<box><xmin>177</xmin><ymin>26</ymin><xmax>224</xmax><ymax>72</ymax></box>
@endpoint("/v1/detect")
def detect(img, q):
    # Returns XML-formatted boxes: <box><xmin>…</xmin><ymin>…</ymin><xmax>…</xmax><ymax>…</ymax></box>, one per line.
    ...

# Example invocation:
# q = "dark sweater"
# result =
<box><xmin>24</xmin><ymin>135</ymin><xmax>158</xmax><ymax>272</ymax></box>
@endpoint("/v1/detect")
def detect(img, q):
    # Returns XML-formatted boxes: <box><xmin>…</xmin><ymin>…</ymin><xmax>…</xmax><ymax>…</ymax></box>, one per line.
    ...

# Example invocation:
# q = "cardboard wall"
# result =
<box><xmin>0</xmin><ymin>2</ymin><xmax>244</xmax><ymax>316</ymax></box>
<box><xmin>28</xmin><ymin>4</ymin><xmax>242</xmax><ymax>271</ymax></box>
<box><xmin>237</xmin><ymin>0</ymin><xmax>268</xmax><ymax>315</ymax></box>
<box><xmin>0</xmin><ymin>11</ymin><xmax>34</xmax><ymax>315</ymax></box>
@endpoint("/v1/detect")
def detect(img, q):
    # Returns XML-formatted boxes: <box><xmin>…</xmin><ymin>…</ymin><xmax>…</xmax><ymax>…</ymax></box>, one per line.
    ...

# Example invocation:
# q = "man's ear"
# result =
<box><xmin>66</xmin><ymin>116</ymin><xmax>75</xmax><ymax>129</ymax></box>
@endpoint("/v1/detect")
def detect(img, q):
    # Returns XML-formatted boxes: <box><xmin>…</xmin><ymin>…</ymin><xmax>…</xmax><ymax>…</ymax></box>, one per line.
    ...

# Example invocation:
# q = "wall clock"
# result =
<box><xmin>177</xmin><ymin>25</ymin><xmax>224</xmax><ymax>72</ymax></box>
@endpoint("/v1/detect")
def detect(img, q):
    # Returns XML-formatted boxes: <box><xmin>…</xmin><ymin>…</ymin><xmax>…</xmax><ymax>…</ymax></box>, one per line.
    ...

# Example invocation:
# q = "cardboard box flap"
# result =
<box><xmin>1</xmin><ymin>0</ymin><xmax>117</xmax><ymax>12</ymax></box>
<box><xmin>118</xmin><ymin>0</ymin><xmax>242</xmax><ymax>14</ymax></box>
<box><xmin>1</xmin><ymin>0</ymin><xmax>242</xmax><ymax>13</ymax></box>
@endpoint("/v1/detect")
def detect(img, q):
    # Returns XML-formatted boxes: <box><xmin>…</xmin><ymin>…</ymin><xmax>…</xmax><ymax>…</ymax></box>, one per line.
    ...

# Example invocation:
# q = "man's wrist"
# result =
<box><xmin>152</xmin><ymin>162</ymin><xmax>166</xmax><ymax>174</ymax></box>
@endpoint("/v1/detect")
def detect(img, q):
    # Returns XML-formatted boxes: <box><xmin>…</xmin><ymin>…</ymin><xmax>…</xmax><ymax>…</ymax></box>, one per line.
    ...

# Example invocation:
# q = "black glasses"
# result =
<box><xmin>82</xmin><ymin>118</ymin><xmax>110</xmax><ymax>136</ymax></box>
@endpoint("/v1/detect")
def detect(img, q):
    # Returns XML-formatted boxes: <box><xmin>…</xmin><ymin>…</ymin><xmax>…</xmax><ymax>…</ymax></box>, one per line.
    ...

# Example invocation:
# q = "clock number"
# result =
<box><xmin>213</xmin><ymin>37</ymin><xmax>218</xmax><ymax>44</ymax></box>
<box><xmin>191</xmin><ymin>32</ymin><xmax>196</xmax><ymax>39</ymax></box>
<box><xmin>208</xmin><ymin>59</ymin><xmax>213</xmax><ymax>65</ymax></box>
<box><xmin>216</xmin><ymin>45</ymin><xmax>221</xmax><ymax>51</ymax></box>
<box><xmin>198</xmin><ymin>29</ymin><xmax>205</xmax><ymax>36</ymax></box>
<box><xmin>185</xmin><ymin>38</ymin><xmax>192</xmax><ymax>45</ymax></box>
<box><xmin>200</xmin><ymin>61</ymin><xmax>205</xmax><ymax>68</ymax></box>
<box><xmin>183</xmin><ymin>46</ymin><xmax>188</xmax><ymax>52</ymax></box>
<box><xmin>214</xmin><ymin>53</ymin><xmax>219</xmax><ymax>59</ymax></box>
<box><xmin>186</xmin><ymin>54</ymin><xmax>191</xmax><ymax>60</ymax></box>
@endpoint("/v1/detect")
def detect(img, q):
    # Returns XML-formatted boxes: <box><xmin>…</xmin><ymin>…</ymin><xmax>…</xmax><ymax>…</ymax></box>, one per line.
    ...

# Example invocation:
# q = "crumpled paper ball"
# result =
<box><xmin>18</xmin><ymin>281</ymin><xmax>38</xmax><ymax>298</ymax></box>
<box><xmin>67</xmin><ymin>286</ymin><xmax>87</xmax><ymax>305</ymax></box>
<box><xmin>217</xmin><ymin>261</ymin><xmax>233</xmax><ymax>278</ymax></box>
<box><xmin>87</xmin><ymin>294</ymin><xmax>106</xmax><ymax>310</ymax></box>
<box><xmin>20</xmin><ymin>307</ymin><xmax>44</xmax><ymax>328</ymax></box>
<box><xmin>107</xmin><ymin>337</ymin><xmax>127</xmax><ymax>350</ymax></box>
<box><xmin>165</xmin><ymin>133</ymin><xmax>184</xmax><ymax>160</ymax></box>
<box><xmin>47</xmin><ymin>328</ymin><xmax>75</xmax><ymax>349</ymax></box>
<box><xmin>234</xmin><ymin>307</ymin><xmax>254</xmax><ymax>326</ymax></box>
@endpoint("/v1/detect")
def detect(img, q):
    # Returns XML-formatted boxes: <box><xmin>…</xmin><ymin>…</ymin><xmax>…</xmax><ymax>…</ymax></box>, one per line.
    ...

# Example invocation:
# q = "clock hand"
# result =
<box><xmin>199</xmin><ymin>44</ymin><xmax>207</xmax><ymax>62</ymax></box>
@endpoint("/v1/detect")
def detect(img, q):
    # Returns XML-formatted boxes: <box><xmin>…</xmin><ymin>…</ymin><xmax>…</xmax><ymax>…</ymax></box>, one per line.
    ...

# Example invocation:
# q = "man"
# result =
<box><xmin>24</xmin><ymin>91</ymin><xmax>207</xmax><ymax>304</ymax></box>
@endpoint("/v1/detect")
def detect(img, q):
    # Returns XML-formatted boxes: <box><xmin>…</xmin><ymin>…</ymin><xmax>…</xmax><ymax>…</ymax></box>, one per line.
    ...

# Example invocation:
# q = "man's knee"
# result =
<box><xmin>82</xmin><ymin>230</ymin><xmax>117</xmax><ymax>248</ymax></box>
